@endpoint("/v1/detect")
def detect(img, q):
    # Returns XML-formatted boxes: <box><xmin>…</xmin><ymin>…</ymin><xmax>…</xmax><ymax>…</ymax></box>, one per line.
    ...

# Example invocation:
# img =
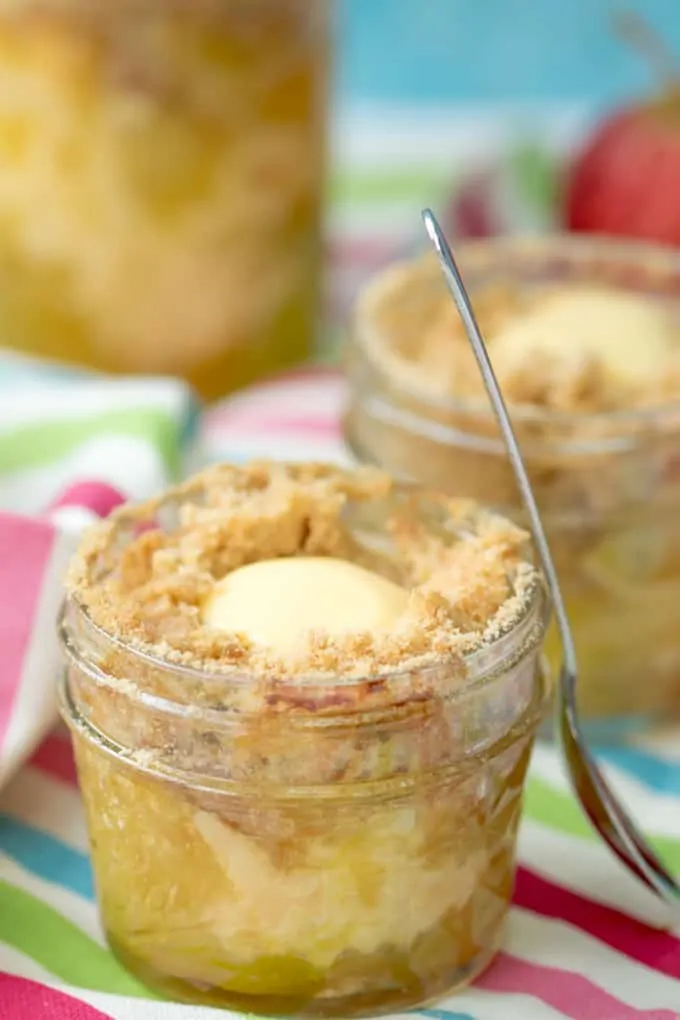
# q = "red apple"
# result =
<box><xmin>565</xmin><ymin>12</ymin><xmax>680</xmax><ymax>246</ymax></box>
<box><xmin>565</xmin><ymin>100</ymin><xmax>680</xmax><ymax>245</ymax></box>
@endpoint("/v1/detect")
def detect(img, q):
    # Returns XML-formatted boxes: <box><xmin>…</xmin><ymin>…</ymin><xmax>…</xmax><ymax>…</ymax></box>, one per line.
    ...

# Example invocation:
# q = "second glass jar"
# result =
<box><xmin>345</xmin><ymin>237</ymin><xmax>680</xmax><ymax>736</ymax></box>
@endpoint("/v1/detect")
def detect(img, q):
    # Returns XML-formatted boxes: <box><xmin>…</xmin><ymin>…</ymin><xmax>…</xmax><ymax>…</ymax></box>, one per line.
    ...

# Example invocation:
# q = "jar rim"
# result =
<box><xmin>61</xmin><ymin>566</ymin><xmax>547</xmax><ymax>710</ymax></box>
<box><xmin>60</xmin><ymin>579</ymin><xmax>548</xmax><ymax>792</ymax></box>
<box><xmin>354</xmin><ymin>233</ymin><xmax>680</xmax><ymax>450</ymax></box>
<box><xmin>59</xmin><ymin>473</ymin><xmax>549</xmax><ymax>783</ymax></box>
<box><xmin>63</xmin><ymin>464</ymin><xmax>549</xmax><ymax>710</ymax></box>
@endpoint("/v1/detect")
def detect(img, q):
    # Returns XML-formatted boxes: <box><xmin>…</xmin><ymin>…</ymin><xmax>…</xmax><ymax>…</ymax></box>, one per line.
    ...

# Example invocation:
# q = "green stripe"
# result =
<box><xmin>0</xmin><ymin>408</ymin><xmax>181</xmax><ymax>478</ymax></box>
<box><xmin>525</xmin><ymin>777</ymin><xmax>680</xmax><ymax>871</ymax></box>
<box><xmin>0</xmin><ymin>880</ymin><xmax>155</xmax><ymax>997</ymax></box>
<box><xmin>331</xmin><ymin>168</ymin><xmax>450</xmax><ymax>205</ymax></box>
<box><xmin>507</xmin><ymin>143</ymin><xmax>560</xmax><ymax>215</ymax></box>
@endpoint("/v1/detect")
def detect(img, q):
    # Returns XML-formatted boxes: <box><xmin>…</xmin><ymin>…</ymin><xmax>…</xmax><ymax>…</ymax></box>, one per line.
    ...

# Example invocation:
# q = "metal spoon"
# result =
<box><xmin>422</xmin><ymin>208</ymin><xmax>680</xmax><ymax>913</ymax></box>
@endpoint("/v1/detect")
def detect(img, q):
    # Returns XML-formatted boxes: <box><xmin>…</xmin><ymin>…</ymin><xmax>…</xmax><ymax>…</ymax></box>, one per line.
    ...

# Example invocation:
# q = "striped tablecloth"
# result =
<box><xmin>1</xmin><ymin>117</ymin><xmax>680</xmax><ymax>1018</ymax></box>
<box><xmin>1</xmin><ymin>365</ymin><xmax>680</xmax><ymax>1020</ymax></box>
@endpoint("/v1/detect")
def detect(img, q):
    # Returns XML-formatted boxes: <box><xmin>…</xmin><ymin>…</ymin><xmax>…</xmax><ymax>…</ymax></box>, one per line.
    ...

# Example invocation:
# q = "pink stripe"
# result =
<box><xmin>215</xmin><ymin>365</ymin><xmax>342</xmax><ymax>402</ymax></box>
<box><xmin>234</xmin><ymin>365</ymin><xmax>341</xmax><ymax>392</ymax></box>
<box><xmin>269</xmin><ymin>365</ymin><xmax>342</xmax><ymax>384</ymax></box>
<box><xmin>329</xmin><ymin>237</ymin><xmax>400</xmax><ymax>264</ymax></box>
<box><xmin>478</xmin><ymin>951</ymin><xmax>678</xmax><ymax>1020</ymax></box>
<box><xmin>48</xmin><ymin>482</ymin><xmax>126</xmax><ymax>518</ymax></box>
<box><xmin>204</xmin><ymin>368</ymin><xmax>344</xmax><ymax>423</ymax></box>
<box><xmin>29</xmin><ymin>732</ymin><xmax>78</xmax><ymax>787</ymax></box>
<box><xmin>206</xmin><ymin>412</ymin><xmax>341</xmax><ymax>438</ymax></box>
<box><xmin>0</xmin><ymin>514</ymin><xmax>56</xmax><ymax>753</ymax></box>
<box><xmin>0</xmin><ymin>974</ymin><xmax>112</xmax><ymax>1019</ymax></box>
<box><xmin>515</xmin><ymin>866</ymin><xmax>680</xmax><ymax>980</ymax></box>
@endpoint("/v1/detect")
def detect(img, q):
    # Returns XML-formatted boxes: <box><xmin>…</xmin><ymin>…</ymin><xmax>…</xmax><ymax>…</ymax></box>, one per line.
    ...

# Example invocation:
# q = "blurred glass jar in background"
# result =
<box><xmin>345</xmin><ymin>237</ymin><xmax>680</xmax><ymax>737</ymax></box>
<box><xmin>0</xmin><ymin>0</ymin><xmax>328</xmax><ymax>399</ymax></box>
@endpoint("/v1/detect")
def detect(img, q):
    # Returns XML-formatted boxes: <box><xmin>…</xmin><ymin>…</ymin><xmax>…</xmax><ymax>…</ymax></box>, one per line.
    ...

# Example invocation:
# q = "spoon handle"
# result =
<box><xmin>422</xmin><ymin>209</ymin><xmax>680</xmax><ymax>913</ymax></box>
<box><xmin>421</xmin><ymin>209</ymin><xmax>576</xmax><ymax>675</ymax></box>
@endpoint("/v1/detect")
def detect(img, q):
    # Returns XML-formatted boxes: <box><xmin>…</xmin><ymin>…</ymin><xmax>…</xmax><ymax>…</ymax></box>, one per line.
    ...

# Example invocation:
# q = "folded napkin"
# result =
<box><xmin>0</xmin><ymin>362</ymin><xmax>352</xmax><ymax>788</ymax></box>
<box><xmin>1</xmin><ymin>356</ymin><xmax>680</xmax><ymax>1020</ymax></box>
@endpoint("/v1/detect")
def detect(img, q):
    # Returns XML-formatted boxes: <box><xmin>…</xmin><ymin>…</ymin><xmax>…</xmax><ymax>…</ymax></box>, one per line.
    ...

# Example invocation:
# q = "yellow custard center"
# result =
<box><xmin>201</xmin><ymin>556</ymin><xmax>410</xmax><ymax>651</ymax></box>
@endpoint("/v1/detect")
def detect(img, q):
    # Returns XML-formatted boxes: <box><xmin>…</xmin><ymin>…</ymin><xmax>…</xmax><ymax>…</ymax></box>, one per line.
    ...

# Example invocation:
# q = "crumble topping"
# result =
<box><xmin>66</xmin><ymin>461</ymin><xmax>538</xmax><ymax>680</ymax></box>
<box><xmin>360</xmin><ymin>256</ymin><xmax>680</xmax><ymax>415</ymax></box>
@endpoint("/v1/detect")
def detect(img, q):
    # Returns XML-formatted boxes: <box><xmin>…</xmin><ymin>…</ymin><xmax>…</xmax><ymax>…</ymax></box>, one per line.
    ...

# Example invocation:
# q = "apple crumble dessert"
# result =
<box><xmin>59</xmin><ymin>461</ymin><xmax>548</xmax><ymax>1015</ymax></box>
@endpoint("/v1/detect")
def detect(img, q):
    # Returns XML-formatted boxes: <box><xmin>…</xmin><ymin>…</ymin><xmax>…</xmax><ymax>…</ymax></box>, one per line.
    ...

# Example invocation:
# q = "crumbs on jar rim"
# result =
<box><xmin>357</xmin><ymin>253</ymin><xmax>680</xmax><ymax>416</ymax></box>
<box><xmin>66</xmin><ymin>461</ymin><xmax>539</xmax><ymax>680</ymax></box>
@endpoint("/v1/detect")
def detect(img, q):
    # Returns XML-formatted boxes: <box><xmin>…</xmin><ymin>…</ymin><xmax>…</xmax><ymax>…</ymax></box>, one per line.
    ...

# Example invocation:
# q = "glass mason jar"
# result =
<box><xmin>345</xmin><ymin>236</ymin><xmax>680</xmax><ymax>737</ymax></box>
<box><xmin>0</xmin><ymin>0</ymin><xmax>328</xmax><ymax>399</ymax></box>
<box><xmin>58</xmin><ymin>476</ymin><xmax>547</xmax><ymax>1016</ymax></box>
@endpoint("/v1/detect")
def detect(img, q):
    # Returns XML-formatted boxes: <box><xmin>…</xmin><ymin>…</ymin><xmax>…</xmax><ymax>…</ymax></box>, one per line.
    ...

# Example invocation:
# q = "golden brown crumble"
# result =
<box><xmin>359</xmin><ymin>256</ymin><xmax>680</xmax><ymax>415</ymax></box>
<box><xmin>67</xmin><ymin>461</ymin><xmax>538</xmax><ymax>680</ymax></box>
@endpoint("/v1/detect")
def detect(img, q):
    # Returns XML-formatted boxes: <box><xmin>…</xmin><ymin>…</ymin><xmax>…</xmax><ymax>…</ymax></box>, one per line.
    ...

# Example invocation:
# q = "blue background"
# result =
<box><xmin>337</xmin><ymin>0</ymin><xmax>680</xmax><ymax>108</ymax></box>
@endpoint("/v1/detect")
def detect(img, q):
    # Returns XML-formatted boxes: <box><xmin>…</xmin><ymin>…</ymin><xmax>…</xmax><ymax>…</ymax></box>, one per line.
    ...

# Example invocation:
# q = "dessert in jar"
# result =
<box><xmin>59</xmin><ymin>461</ymin><xmax>548</xmax><ymax>1016</ymax></box>
<box><xmin>345</xmin><ymin>236</ymin><xmax>680</xmax><ymax>733</ymax></box>
<box><xmin>0</xmin><ymin>0</ymin><xmax>327</xmax><ymax>399</ymax></box>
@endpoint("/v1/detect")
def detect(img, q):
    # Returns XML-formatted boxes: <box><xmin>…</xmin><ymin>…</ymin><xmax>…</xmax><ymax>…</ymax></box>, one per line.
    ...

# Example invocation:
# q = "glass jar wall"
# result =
<box><xmin>345</xmin><ymin>238</ymin><xmax>680</xmax><ymax>736</ymax></box>
<box><xmin>58</xmin><ymin>470</ymin><xmax>547</xmax><ymax>1015</ymax></box>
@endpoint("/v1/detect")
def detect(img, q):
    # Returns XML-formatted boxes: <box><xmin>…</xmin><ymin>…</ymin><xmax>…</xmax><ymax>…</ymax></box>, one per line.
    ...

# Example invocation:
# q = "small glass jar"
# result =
<box><xmin>0</xmin><ymin>0</ymin><xmax>328</xmax><ymax>399</ymax></box>
<box><xmin>58</xmin><ymin>475</ymin><xmax>547</xmax><ymax>1016</ymax></box>
<box><xmin>345</xmin><ymin>236</ymin><xmax>680</xmax><ymax>736</ymax></box>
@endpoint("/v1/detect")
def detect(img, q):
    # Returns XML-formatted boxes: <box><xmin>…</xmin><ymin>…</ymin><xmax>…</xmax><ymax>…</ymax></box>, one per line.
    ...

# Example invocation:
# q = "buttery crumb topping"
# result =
<box><xmin>359</xmin><ymin>255</ymin><xmax>680</xmax><ymax>416</ymax></box>
<box><xmin>67</xmin><ymin>461</ymin><xmax>538</xmax><ymax>680</ymax></box>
